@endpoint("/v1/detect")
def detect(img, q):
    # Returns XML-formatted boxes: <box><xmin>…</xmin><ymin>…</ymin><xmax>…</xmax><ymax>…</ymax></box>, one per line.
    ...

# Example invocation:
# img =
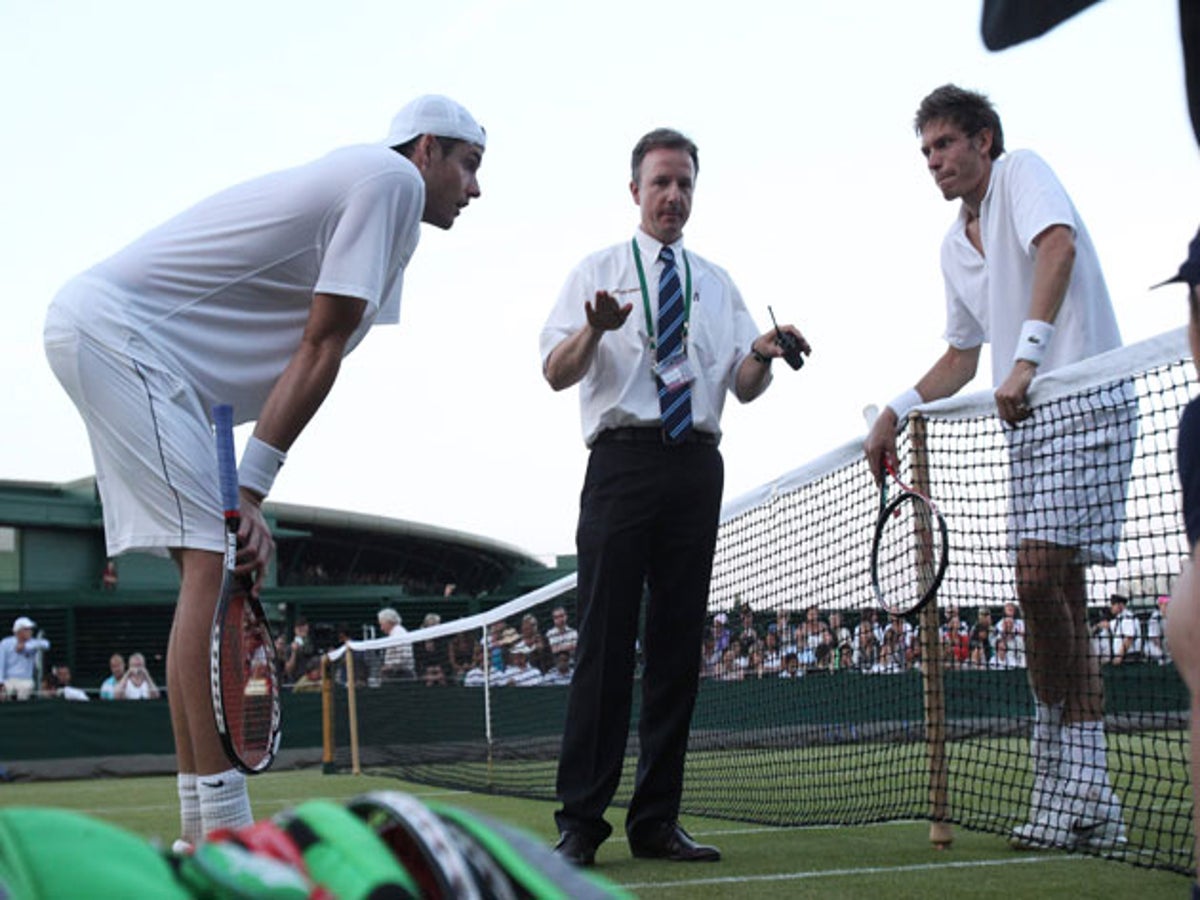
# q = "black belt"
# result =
<box><xmin>593</xmin><ymin>426</ymin><xmax>719</xmax><ymax>447</ymax></box>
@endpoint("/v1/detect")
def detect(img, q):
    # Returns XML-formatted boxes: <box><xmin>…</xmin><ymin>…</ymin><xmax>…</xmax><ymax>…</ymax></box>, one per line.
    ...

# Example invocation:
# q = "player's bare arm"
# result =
<box><xmin>544</xmin><ymin>291</ymin><xmax>632</xmax><ymax>391</ymax></box>
<box><xmin>734</xmin><ymin>325</ymin><xmax>810</xmax><ymax>402</ymax></box>
<box><xmin>864</xmin><ymin>344</ymin><xmax>979</xmax><ymax>484</ymax></box>
<box><xmin>234</xmin><ymin>292</ymin><xmax>368</xmax><ymax>581</ymax></box>
<box><xmin>995</xmin><ymin>224</ymin><xmax>1075</xmax><ymax>424</ymax></box>
<box><xmin>1169</xmin><ymin>551</ymin><xmax>1200</xmax><ymax>694</ymax></box>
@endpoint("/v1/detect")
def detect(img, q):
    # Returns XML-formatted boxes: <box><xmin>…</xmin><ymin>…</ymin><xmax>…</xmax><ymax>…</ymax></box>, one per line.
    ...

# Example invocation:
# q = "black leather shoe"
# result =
<box><xmin>554</xmin><ymin>831</ymin><xmax>599</xmax><ymax>867</ymax></box>
<box><xmin>629</xmin><ymin>823</ymin><xmax>721</xmax><ymax>862</ymax></box>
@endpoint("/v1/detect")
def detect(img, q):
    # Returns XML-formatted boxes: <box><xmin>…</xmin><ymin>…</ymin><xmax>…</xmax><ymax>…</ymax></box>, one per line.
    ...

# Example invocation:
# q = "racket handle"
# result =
<box><xmin>212</xmin><ymin>404</ymin><xmax>239</xmax><ymax>516</ymax></box>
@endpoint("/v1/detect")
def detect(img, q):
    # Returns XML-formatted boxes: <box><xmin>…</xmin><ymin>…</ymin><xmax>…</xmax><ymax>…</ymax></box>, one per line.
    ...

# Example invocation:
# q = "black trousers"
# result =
<box><xmin>554</xmin><ymin>438</ymin><xmax>723</xmax><ymax>843</ymax></box>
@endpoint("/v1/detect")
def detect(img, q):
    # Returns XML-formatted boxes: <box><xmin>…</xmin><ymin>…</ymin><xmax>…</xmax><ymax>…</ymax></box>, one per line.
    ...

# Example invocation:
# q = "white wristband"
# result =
<box><xmin>1014</xmin><ymin>319</ymin><xmax>1055</xmax><ymax>366</ymax></box>
<box><xmin>886</xmin><ymin>388</ymin><xmax>923</xmax><ymax>423</ymax></box>
<box><xmin>238</xmin><ymin>436</ymin><xmax>287</xmax><ymax>498</ymax></box>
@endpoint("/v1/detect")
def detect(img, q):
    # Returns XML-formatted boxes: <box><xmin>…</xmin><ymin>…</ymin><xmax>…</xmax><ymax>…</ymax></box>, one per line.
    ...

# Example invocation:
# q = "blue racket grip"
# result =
<box><xmin>212</xmin><ymin>404</ymin><xmax>239</xmax><ymax>516</ymax></box>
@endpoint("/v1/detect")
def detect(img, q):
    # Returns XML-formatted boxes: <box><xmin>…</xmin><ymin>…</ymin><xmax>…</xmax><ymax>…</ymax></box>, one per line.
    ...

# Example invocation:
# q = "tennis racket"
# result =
<box><xmin>870</xmin><ymin>458</ymin><xmax>949</xmax><ymax>616</ymax></box>
<box><xmin>347</xmin><ymin>792</ymin><xmax>482</xmax><ymax>900</ymax></box>
<box><xmin>863</xmin><ymin>405</ymin><xmax>949</xmax><ymax>616</ymax></box>
<box><xmin>210</xmin><ymin>403</ymin><xmax>281</xmax><ymax>773</ymax></box>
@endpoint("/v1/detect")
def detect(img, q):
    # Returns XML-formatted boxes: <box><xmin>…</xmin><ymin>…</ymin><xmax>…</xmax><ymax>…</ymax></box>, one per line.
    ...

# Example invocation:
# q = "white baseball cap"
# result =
<box><xmin>385</xmin><ymin>95</ymin><xmax>486</xmax><ymax>148</ymax></box>
<box><xmin>12</xmin><ymin>616</ymin><xmax>35</xmax><ymax>633</ymax></box>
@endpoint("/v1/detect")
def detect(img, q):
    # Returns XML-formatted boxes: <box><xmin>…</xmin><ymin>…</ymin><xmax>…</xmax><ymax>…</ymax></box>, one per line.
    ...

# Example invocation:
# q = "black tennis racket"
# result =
<box><xmin>870</xmin><ymin>458</ymin><xmax>949</xmax><ymax>616</ymax></box>
<box><xmin>210</xmin><ymin>403</ymin><xmax>281</xmax><ymax>773</ymax></box>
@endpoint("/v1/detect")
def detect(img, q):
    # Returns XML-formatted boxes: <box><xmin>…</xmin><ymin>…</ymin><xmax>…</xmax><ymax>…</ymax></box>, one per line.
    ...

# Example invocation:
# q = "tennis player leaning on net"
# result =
<box><xmin>43</xmin><ymin>95</ymin><xmax>486</xmax><ymax>850</ymax></box>
<box><xmin>1164</xmin><ymin>229</ymin><xmax>1200</xmax><ymax>900</ymax></box>
<box><xmin>863</xmin><ymin>84</ymin><xmax>1133</xmax><ymax>852</ymax></box>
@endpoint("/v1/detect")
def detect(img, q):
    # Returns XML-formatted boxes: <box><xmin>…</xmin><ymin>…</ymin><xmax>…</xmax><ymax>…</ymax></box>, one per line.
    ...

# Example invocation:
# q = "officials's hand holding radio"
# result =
<box><xmin>751</xmin><ymin>324</ymin><xmax>810</xmax><ymax>370</ymax></box>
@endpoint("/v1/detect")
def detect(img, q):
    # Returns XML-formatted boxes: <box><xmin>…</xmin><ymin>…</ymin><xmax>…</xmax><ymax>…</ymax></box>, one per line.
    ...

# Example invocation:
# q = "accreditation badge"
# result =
<box><xmin>653</xmin><ymin>349</ymin><xmax>696</xmax><ymax>389</ymax></box>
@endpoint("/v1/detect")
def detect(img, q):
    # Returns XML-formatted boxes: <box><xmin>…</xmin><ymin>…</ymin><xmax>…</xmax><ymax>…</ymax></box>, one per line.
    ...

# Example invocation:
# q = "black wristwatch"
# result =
<box><xmin>751</xmin><ymin>347</ymin><xmax>772</xmax><ymax>365</ymax></box>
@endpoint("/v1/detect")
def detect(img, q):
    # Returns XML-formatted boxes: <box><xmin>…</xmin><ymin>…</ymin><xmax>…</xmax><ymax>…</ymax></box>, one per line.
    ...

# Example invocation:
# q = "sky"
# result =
<box><xmin>3</xmin><ymin>0</ymin><xmax>1198</xmax><ymax>564</ymax></box>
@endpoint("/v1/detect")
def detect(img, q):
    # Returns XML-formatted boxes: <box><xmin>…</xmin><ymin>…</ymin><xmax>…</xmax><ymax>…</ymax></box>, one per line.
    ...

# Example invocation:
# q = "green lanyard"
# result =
<box><xmin>631</xmin><ymin>237</ymin><xmax>692</xmax><ymax>355</ymax></box>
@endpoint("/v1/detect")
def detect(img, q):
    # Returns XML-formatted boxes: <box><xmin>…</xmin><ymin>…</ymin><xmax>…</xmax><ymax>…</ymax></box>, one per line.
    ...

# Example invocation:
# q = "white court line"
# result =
<box><xmin>77</xmin><ymin>786</ymin><xmax>471</xmax><ymax>816</ymax></box>
<box><xmin>623</xmin><ymin>854</ymin><xmax>1089</xmax><ymax>891</ymax></box>
<box><xmin>607</xmin><ymin>820</ymin><xmax>924</xmax><ymax>844</ymax></box>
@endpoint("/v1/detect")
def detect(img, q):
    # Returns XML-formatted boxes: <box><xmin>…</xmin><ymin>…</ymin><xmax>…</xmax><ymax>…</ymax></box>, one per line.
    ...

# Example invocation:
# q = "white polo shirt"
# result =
<box><xmin>939</xmin><ymin>150</ymin><xmax>1121</xmax><ymax>387</ymax></box>
<box><xmin>53</xmin><ymin>144</ymin><xmax>424</xmax><ymax>423</ymax></box>
<box><xmin>540</xmin><ymin>230</ymin><xmax>764</xmax><ymax>446</ymax></box>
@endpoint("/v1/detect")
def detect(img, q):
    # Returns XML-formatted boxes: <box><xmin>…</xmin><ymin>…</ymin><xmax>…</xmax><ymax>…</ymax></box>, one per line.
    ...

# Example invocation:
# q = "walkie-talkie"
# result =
<box><xmin>769</xmin><ymin>306</ymin><xmax>805</xmax><ymax>370</ymax></box>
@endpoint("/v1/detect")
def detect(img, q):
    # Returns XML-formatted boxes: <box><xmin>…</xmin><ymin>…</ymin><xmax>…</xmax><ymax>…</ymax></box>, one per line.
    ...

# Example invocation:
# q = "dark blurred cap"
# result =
<box><xmin>1152</xmin><ymin>227</ymin><xmax>1200</xmax><ymax>290</ymax></box>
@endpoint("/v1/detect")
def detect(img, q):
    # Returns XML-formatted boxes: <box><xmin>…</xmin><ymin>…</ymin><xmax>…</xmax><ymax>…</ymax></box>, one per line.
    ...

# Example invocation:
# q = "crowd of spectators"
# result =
<box><xmin>3</xmin><ymin>589</ymin><xmax>1172</xmax><ymax>701</ymax></box>
<box><xmin>0</xmin><ymin>612</ymin><xmax>164</xmax><ymax>702</ymax></box>
<box><xmin>442</xmin><ymin>605</ymin><xmax>579</xmax><ymax>688</ymax></box>
<box><xmin>698</xmin><ymin>594</ymin><xmax>1170</xmax><ymax>681</ymax></box>
<box><xmin>276</xmin><ymin>604</ymin><xmax>582</xmax><ymax>692</ymax></box>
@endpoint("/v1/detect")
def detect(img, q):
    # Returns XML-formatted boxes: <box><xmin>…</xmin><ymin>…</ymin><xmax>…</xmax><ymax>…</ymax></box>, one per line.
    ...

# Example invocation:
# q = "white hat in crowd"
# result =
<box><xmin>12</xmin><ymin>616</ymin><xmax>35</xmax><ymax>634</ymax></box>
<box><xmin>385</xmin><ymin>94</ymin><xmax>486</xmax><ymax>148</ymax></box>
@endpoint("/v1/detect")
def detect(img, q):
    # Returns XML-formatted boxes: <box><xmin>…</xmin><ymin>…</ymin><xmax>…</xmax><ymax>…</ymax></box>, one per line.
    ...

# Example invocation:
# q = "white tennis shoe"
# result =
<box><xmin>1070</xmin><ymin>782</ymin><xmax>1128</xmax><ymax>851</ymax></box>
<box><xmin>1010</xmin><ymin>806</ymin><xmax>1076</xmax><ymax>850</ymax></box>
<box><xmin>1009</xmin><ymin>775</ymin><xmax>1128</xmax><ymax>851</ymax></box>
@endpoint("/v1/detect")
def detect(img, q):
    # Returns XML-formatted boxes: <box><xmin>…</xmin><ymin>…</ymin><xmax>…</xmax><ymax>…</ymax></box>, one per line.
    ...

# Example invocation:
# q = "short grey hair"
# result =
<box><xmin>378</xmin><ymin>608</ymin><xmax>402</xmax><ymax>626</ymax></box>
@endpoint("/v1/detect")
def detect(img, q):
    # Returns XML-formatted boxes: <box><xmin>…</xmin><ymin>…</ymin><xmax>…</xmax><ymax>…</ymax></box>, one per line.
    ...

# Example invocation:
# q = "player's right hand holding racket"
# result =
<box><xmin>863</xmin><ymin>403</ymin><xmax>902</xmax><ymax>488</ymax></box>
<box><xmin>210</xmin><ymin>404</ymin><xmax>281</xmax><ymax>774</ymax></box>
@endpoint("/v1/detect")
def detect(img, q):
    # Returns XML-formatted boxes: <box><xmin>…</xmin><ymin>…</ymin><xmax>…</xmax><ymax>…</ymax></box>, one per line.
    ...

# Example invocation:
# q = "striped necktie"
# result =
<box><xmin>656</xmin><ymin>246</ymin><xmax>693</xmax><ymax>443</ymax></box>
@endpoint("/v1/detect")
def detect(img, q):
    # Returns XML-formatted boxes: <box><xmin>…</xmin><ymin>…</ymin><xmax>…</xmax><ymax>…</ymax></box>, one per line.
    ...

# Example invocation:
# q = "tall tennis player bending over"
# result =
<box><xmin>44</xmin><ymin>95</ymin><xmax>485</xmax><ymax>848</ymax></box>
<box><xmin>863</xmin><ymin>85</ymin><xmax>1134</xmax><ymax>851</ymax></box>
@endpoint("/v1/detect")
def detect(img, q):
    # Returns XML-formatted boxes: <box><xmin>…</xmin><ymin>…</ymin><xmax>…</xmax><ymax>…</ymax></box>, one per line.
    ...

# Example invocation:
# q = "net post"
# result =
<box><xmin>345</xmin><ymin>647</ymin><xmax>362</xmax><ymax>775</ymax></box>
<box><xmin>481</xmin><ymin>624</ymin><xmax>494</xmax><ymax>788</ymax></box>
<box><xmin>320</xmin><ymin>653</ymin><xmax>336</xmax><ymax>774</ymax></box>
<box><xmin>912</xmin><ymin>413</ymin><xmax>953</xmax><ymax>849</ymax></box>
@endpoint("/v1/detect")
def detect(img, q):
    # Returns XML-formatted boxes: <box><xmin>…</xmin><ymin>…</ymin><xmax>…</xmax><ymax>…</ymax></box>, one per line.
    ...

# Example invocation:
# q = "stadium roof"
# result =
<box><xmin>0</xmin><ymin>477</ymin><xmax>549</xmax><ymax>597</ymax></box>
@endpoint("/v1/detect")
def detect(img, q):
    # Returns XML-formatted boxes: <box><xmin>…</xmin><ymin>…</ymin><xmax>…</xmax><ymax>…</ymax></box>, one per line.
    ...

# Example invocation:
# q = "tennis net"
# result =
<box><xmin>327</xmin><ymin>326</ymin><xmax>1195</xmax><ymax>875</ymax></box>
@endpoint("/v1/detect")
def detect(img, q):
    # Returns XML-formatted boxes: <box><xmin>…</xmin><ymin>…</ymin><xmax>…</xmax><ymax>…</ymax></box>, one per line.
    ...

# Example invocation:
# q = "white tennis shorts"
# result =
<box><xmin>1006</xmin><ymin>380</ymin><xmax>1138</xmax><ymax>565</ymax></box>
<box><xmin>44</xmin><ymin>286</ymin><xmax>224</xmax><ymax>558</ymax></box>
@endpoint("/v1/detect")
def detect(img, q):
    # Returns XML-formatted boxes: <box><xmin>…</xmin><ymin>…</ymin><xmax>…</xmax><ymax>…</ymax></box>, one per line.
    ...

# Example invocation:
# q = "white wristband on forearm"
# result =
<box><xmin>886</xmin><ymin>388</ymin><xmax>923</xmax><ymax>423</ymax></box>
<box><xmin>238</xmin><ymin>436</ymin><xmax>287</xmax><ymax>498</ymax></box>
<box><xmin>1014</xmin><ymin>319</ymin><xmax>1055</xmax><ymax>366</ymax></box>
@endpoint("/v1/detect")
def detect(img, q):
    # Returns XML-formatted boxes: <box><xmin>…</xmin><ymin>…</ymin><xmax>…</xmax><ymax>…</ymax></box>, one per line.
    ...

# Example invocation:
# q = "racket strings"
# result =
<box><xmin>873</xmin><ymin>493</ymin><xmax>947</xmax><ymax>614</ymax></box>
<box><xmin>218</xmin><ymin>593</ymin><xmax>278</xmax><ymax>770</ymax></box>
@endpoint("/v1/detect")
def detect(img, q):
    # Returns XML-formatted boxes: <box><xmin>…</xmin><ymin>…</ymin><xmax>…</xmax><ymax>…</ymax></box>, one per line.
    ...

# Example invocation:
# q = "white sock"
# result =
<box><xmin>177</xmin><ymin>772</ymin><xmax>201</xmax><ymax>843</ymax></box>
<box><xmin>1032</xmin><ymin>701</ymin><xmax>1064</xmax><ymax>777</ymax></box>
<box><xmin>198</xmin><ymin>768</ymin><xmax>253</xmax><ymax>835</ymax></box>
<box><xmin>1064</xmin><ymin>720</ymin><xmax>1107</xmax><ymax>789</ymax></box>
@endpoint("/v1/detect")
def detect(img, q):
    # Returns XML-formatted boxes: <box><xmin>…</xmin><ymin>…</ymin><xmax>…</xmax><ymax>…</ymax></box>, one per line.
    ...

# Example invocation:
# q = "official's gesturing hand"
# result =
<box><xmin>585</xmin><ymin>291</ymin><xmax>633</xmax><ymax>332</ymax></box>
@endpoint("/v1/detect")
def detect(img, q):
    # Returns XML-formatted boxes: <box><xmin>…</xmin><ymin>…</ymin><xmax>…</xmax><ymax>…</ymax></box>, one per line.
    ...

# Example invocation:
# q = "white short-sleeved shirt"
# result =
<box><xmin>1111</xmin><ymin>609</ymin><xmax>1142</xmax><ymax>657</ymax></box>
<box><xmin>939</xmin><ymin>151</ymin><xmax>1121</xmax><ymax>387</ymax></box>
<box><xmin>546</xmin><ymin>626</ymin><xmax>578</xmax><ymax>655</ymax></box>
<box><xmin>120</xmin><ymin>677</ymin><xmax>155</xmax><ymax>700</ymax></box>
<box><xmin>506</xmin><ymin>664</ymin><xmax>542</xmax><ymax>687</ymax></box>
<box><xmin>540</xmin><ymin>230</ymin><xmax>764</xmax><ymax>446</ymax></box>
<box><xmin>50</xmin><ymin>144</ymin><xmax>424</xmax><ymax>423</ymax></box>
